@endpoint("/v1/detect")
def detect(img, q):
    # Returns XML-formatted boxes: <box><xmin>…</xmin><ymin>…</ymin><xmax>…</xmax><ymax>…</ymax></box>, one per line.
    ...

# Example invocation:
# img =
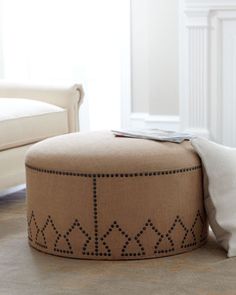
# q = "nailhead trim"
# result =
<box><xmin>28</xmin><ymin>210</ymin><xmax>207</xmax><ymax>258</ymax></box>
<box><xmin>28</xmin><ymin>211</ymin><xmax>38</xmax><ymax>243</ymax></box>
<box><xmin>93</xmin><ymin>176</ymin><xmax>100</xmax><ymax>256</ymax></box>
<box><xmin>26</xmin><ymin>162</ymin><xmax>206</xmax><ymax>258</ymax></box>
<box><xmin>59</xmin><ymin>219</ymin><xmax>91</xmax><ymax>256</ymax></box>
<box><xmin>25</xmin><ymin>164</ymin><xmax>201</xmax><ymax>178</ymax></box>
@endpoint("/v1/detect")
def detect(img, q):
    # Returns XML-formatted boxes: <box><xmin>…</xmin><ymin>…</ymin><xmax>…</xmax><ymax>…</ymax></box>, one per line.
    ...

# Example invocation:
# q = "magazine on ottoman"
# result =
<box><xmin>111</xmin><ymin>129</ymin><xmax>193</xmax><ymax>144</ymax></box>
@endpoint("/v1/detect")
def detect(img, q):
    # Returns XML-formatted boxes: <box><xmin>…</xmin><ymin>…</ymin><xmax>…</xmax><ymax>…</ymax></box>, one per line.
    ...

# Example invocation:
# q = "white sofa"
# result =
<box><xmin>0</xmin><ymin>82</ymin><xmax>84</xmax><ymax>191</ymax></box>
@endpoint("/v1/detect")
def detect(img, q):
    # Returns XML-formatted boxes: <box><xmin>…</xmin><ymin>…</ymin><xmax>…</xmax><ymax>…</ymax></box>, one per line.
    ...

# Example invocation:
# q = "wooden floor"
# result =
<box><xmin>0</xmin><ymin>189</ymin><xmax>235</xmax><ymax>295</ymax></box>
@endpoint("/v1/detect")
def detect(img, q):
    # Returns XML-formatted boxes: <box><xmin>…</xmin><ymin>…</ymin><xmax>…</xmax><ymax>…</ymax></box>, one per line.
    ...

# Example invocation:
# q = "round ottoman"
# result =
<box><xmin>26</xmin><ymin>131</ymin><xmax>208</xmax><ymax>260</ymax></box>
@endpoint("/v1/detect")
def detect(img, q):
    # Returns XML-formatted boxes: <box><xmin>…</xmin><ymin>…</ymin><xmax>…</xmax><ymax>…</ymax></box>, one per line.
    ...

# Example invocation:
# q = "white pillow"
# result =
<box><xmin>191</xmin><ymin>137</ymin><xmax>236</xmax><ymax>257</ymax></box>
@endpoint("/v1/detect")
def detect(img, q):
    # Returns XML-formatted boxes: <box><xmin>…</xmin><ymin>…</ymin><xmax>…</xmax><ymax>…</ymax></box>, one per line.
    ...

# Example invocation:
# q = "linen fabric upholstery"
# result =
<box><xmin>0</xmin><ymin>144</ymin><xmax>33</xmax><ymax>190</ymax></box>
<box><xmin>0</xmin><ymin>82</ymin><xmax>84</xmax><ymax>192</ymax></box>
<box><xmin>0</xmin><ymin>98</ymin><xmax>68</xmax><ymax>151</ymax></box>
<box><xmin>26</xmin><ymin>131</ymin><xmax>208</xmax><ymax>260</ymax></box>
<box><xmin>0</xmin><ymin>81</ymin><xmax>84</xmax><ymax>132</ymax></box>
<box><xmin>191</xmin><ymin>137</ymin><xmax>236</xmax><ymax>257</ymax></box>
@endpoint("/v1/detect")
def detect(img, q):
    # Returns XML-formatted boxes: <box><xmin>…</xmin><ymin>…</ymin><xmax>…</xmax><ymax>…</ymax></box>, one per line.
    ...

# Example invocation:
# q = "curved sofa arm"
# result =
<box><xmin>0</xmin><ymin>81</ymin><xmax>84</xmax><ymax>132</ymax></box>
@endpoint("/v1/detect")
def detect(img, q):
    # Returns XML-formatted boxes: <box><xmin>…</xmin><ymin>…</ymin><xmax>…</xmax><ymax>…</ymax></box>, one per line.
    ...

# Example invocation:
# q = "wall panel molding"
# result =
<box><xmin>180</xmin><ymin>0</ymin><xmax>236</xmax><ymax>144</ymax></box>
<box><xmin>129</xmin><ymin>113</ymin><xmax>180</xmax><ymax>131</ymax></box>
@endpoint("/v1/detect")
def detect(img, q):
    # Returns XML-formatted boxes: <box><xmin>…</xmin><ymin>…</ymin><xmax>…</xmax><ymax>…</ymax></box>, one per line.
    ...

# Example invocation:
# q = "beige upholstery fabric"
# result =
<box><xmin>0</xmin><ymin>82</ymin><xmax>84</xmax><ymax>191</ymax></box>
<box><xmin>0</xmin><ymin>98</ymin><xmax>68</xmax><ymax>151</ymax></box>
<box><xmin>0</xmin><ymin>81</ymin><xmax>84</xmax><ymax>132</ymax></box>
<box><xmin>26</xmin><ymin>131</ymin><xmax>208</xmax><ymax>260</ymax></box>
<box><xmin>0</xmin><ymin>144</ymin><xmax>33</xmax><ymax>189</ymax></box>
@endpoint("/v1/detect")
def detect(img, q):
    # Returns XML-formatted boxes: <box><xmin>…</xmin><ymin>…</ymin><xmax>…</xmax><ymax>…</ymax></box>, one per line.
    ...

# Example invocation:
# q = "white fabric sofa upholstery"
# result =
<box><xmin>0</xmin><ymin>82</ymin><xmax>84</xmax><ymax>191</ymax></box>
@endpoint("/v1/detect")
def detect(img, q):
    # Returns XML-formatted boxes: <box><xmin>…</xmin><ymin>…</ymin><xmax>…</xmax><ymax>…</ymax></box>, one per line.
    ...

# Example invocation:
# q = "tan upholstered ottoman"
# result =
<box><xmin>26</xmin><ymin>131</ymin><xmax>208</xmax><ymax>260</ymax></box>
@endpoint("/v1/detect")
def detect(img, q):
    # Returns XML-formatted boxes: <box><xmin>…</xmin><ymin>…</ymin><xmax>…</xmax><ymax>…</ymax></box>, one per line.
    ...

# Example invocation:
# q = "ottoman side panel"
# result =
<box><xmin>95</xmin><ymin>167</ymin><xmax>207</xmax><ymax>260</ymax></box>
<box><xmin>26</xmin><ymin>167</ymin><xmax>95</xmax><ymax>257</ymax></box>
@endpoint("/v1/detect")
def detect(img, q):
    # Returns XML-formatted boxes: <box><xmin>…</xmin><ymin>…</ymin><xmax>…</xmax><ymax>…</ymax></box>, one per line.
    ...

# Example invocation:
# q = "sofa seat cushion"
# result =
<box><xmin>0</xmin><ymin>98</ymin><xmax>68</xmax><ymax>151</ymax></box>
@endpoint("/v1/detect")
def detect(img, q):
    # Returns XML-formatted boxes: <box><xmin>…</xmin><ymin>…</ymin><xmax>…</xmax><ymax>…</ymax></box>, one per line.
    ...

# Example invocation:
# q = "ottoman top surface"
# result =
<box><xmin>26</xmin><ymin>131</ymin><xmax>200</xmax><ymax>174</ymax></box>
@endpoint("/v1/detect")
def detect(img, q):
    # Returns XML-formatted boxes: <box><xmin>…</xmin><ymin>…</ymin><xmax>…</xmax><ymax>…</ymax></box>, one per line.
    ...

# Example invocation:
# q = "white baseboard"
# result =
<box><xmin>129</xmin><ymin>113</ymin><xmax>180</xmax><ymax>131</ymax></box>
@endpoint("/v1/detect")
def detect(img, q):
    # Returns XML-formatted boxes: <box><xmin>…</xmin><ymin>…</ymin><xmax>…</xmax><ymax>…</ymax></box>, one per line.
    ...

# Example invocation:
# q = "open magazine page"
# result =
<box><xmin>111</xmin><ymin>129</ymin><xmax>194</xmax><ymax>143</ymax></box>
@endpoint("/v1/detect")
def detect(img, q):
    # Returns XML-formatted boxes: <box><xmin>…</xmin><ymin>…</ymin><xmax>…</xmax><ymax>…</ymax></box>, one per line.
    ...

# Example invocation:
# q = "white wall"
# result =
<box><xmin>0</xmin><ymin>0</ymin><xmax>4</xmax><ymax>79</ymax></box>
<box><xmin>131</xmin><ymin>0</ymin><xmax>179</xmax><ymax>116</ymax></box>
<box><xmin>0</xmin><ymin>0</ymin><xmax>130</xmax><ymax>131</ymax></box>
